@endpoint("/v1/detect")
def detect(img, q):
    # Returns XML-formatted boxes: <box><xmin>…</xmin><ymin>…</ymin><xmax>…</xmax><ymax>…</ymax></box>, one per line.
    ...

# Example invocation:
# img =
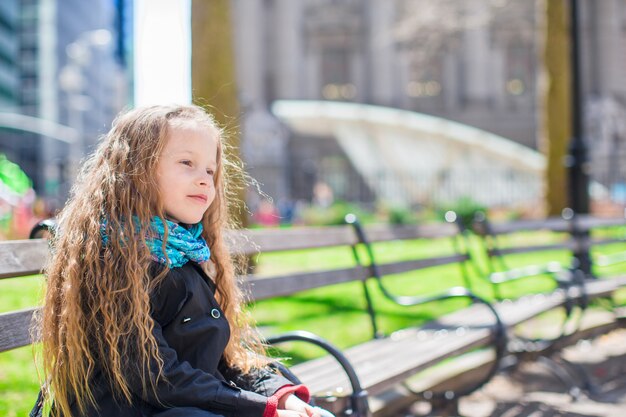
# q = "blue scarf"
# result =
<box><xmin>102</xmin><ymin>217</ymin><xmax>211</xmax><ymax>268</ymax></box>
<box><xmin>146</xmin><ymin>218</ymin><xmax>211</xmax><ymax>267</ymax></box>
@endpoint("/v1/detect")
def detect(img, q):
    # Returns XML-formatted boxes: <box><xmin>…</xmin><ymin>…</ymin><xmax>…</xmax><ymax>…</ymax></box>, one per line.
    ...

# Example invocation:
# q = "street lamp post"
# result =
<box><xmin>58</xmin><ymin>29</ymin><xmax>112</xmax><ymax>186</ymax></box>
<box><xmin>567</xmin><ymin>0</ymin><xmax>593</xmax><ymax>276</ymax></box>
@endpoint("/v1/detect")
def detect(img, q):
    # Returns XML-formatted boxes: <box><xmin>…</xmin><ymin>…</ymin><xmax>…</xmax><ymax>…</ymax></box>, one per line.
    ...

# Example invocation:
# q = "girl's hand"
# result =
<box><xmin>276</xmin><ymin>410</ymin><xmax>308</xmax><ymax>417</ymax></box>
<box><xmin>279</xmin><ymin>394</ymin><xmax>325</xmax><ymax>417</ymax></box>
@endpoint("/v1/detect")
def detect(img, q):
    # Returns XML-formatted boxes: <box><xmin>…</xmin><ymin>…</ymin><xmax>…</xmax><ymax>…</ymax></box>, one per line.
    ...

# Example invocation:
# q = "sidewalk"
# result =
<box><xmin>410</xmin><ymin>329</ymin><xmax>626</xmax><ymax>417</ymax></box>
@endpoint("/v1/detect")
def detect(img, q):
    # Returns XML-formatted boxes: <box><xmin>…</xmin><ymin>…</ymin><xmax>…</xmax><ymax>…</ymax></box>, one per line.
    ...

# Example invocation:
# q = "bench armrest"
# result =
<box><xmin>395</xmin><ymin>286</ymin><xmax>509</xmax><ymax>400</ymax></box>
<box><xmin>29</xmin><ymin>218</ymin><xmax>57</xmax><ymax>239</ymax></box>
<box><xmin>380</xmin><ymin>286</ymin><xmax>507</xmax><ymax>354</ymax></box>
<box><xmin>267</xmin><ymin>330</ymin><xmax>370</xmax><ymax>417</ymax></box>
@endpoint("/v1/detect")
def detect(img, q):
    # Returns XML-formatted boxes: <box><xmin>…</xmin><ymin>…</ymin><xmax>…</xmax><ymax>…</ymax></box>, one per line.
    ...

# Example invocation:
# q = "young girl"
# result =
<box><xmin>38</xmin><ymin>105</ymin><xmax>331</xmax><ymax>417</ymax></box>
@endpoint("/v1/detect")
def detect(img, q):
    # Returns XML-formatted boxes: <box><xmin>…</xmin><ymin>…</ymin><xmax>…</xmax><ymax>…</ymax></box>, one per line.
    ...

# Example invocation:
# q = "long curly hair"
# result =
<box><xmin>39</xmin><ymin>104</ymin><xmax>266</xmax><ymax>416</ymax></box>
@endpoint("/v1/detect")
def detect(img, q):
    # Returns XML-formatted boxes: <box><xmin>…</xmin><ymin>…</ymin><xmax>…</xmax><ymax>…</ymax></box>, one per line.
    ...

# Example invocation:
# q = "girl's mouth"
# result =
<box><xmin>188</xmin><ymin>194</ymin><xmax>208</xmax><ymax>203</ymax></box>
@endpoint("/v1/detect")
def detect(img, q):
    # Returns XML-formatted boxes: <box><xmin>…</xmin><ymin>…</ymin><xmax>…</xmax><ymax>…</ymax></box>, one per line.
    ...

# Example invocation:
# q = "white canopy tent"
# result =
<box><xmin>272</xmin><ymin>100</ymin><xmax>545</xmax><ymax>207</ymax></box>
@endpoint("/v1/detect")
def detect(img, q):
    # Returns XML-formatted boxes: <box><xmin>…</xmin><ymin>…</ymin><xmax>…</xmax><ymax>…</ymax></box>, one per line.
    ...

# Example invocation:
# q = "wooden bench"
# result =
<box><xmin>469</xmin><ymin>212</ymin><xmax>626</xmax><ymax>303</ymax></box>
<box><xmin>0</xmin><ymin>238</ymin><xmax>48</xmax><ymax>351</ymax></box>
<box><xmin>467</xmin><ymin>213</ymin><xmax>626</xmax><ymax>396</ymax></box>
<box><xmin>203</xmin><ymin>217</ymin><xmax>591</xmax><ymax>415</ymax></box>
<box><xmin>472</xmin><ymin>211</ymin><xmax>626</xmax><ymax>292</ymax></box>
<box><xmin>1</xmin><ymin>218</ymin><xmax>506</xmax><ymax>417</ymax></box>
<box><xmin>2</xmin><ymin>215</ymin><xmax>625</xmax><ymax>417</ymax></box>
<box><xmin>236</xmin><ymin>216</ymin><xmax>509</xmax><ymax>416</ymax></box>
<box><xmin>342</xmin><ymin>213</ymin><xmax>626</xmax><ymax>408</ymax></box>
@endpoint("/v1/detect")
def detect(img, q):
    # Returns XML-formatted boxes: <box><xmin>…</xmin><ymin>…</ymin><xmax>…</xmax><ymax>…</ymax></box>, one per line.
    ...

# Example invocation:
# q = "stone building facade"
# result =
<box><xmin>232</xmin><ymin>0</ymin><xmax>626</xmax><ymax>206</ymax></box>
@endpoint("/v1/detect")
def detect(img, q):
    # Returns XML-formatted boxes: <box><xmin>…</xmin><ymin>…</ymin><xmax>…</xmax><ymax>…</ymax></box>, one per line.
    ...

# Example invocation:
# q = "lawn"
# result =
<box><xmin>1</xmin><ymin>232</ymin><xmax>625</xmax><ymax>416</ymax></box>
<box><xmin>0</xmin><ymin>276</ymin><xmax>43</xmax><ymax>417</ymax></box>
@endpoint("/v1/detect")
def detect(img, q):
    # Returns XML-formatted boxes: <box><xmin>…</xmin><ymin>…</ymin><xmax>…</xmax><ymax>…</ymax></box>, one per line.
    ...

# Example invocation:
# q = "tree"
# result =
<box><xmin>540</xmin><ymin>0</ymin><xmax>570</xmax><ymax>215</ymax></box>
<box><xmin>191</xmin><ymin>0</ymin><xmax>247</xmax><ymax>226</ymax></box>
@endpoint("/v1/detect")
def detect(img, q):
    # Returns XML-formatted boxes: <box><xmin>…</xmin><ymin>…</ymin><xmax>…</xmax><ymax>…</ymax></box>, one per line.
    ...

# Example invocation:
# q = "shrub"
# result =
<box><xmin>300</xmin><ymin>201</ymin><xmax>376</xmax><ymax>226</ymax></box>
<box><xmin>435</xmin><ymin>196</ymin><xmax>487</xmax><ymax>228</ymax></box>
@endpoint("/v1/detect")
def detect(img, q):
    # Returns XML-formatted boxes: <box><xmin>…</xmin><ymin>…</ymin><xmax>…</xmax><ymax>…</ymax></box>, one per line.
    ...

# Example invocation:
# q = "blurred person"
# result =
<box><xmin>312</xmin><ymin>182</ymin><xmax>333</xmax><ymax>208</ymax></box>
<box><xmin>254</xmin><ymin>199</ymin><xmax>280</xmax><ymax>227</ymax></box>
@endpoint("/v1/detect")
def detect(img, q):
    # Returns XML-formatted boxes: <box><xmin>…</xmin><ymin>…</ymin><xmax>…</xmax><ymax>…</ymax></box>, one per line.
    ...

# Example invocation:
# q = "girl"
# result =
<box><xmin>37</xmin><ymin>105</ymin><xmax>331</xmax><ymax>417</ymax></box>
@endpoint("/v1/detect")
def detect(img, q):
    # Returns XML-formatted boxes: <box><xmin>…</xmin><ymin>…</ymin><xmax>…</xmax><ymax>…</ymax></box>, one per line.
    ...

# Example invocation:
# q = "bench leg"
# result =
<box><xmin>536</xmin><ymin>356</ymin><xmax>583</xmax><ymax>401</ymax></box>
<box><xmin>349</xmin><ymin>390</ymin><xmax>371</xmax><ymax>417</ymax></box>
<box><xmin>428</xmin><ymin>395</ymin><xmax>461</xmax><ymax>417</ymax></box>
<box><xmin>556</xmin><ymin>357</ymin><xmax>604</xmax><ymax>398</ymax></box>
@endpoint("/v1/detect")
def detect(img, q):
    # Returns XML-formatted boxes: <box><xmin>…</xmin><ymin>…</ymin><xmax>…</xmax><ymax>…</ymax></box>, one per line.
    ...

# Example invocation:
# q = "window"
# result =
<box><xmin>320</xmin><ymin>47</ymin><xmax>356</xmax><ymax>100</ymax></box>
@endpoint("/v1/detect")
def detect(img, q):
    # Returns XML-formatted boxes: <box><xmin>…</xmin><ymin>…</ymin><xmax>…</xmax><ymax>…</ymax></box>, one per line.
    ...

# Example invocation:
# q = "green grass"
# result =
<box><xmin>2</xmin><ymin>234</ymin><xmax>626</xmax><ymax>416</ymax></box>
<box><xmin>0</xmin><ymin>276</ymin><xmax>44</xmax><ymax>417</ymax></box>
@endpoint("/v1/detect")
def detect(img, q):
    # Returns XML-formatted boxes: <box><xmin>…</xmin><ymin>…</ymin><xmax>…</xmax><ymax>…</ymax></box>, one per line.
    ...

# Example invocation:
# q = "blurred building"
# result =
<box><xmin>232</xmin><ymin>0</ymin><xmax>626</xmax><ymax>208</ymax></box>
<box><xmin>0</xmin><ymin>1</ymin><xmax>19</xmax><ymax>111</ymax></box>
<box><xmin>0</xmin><ymin>0</ymin><xmax>36</xmax><ymax>202</ymax></box>
<box><xmin>25</xmin><ymin>0</ymin><xmax>131</xmax><ymax>201</ymax></box>
<box><xmin>0</xmin><ymin>0</ymin><xmax>20</xmax><ymax>112</ymax></box>
<box><xmin>0</xmin><ymin>0</ymin><xmax>132</xmax><ymax>204</ymax></box>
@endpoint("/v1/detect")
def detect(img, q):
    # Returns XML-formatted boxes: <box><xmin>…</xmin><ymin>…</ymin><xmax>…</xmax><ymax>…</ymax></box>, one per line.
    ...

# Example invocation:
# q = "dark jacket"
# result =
<box><xmin>68</xmin><ymin>262</ymin><xmax>293</xmax><ymax>417</ymax></box>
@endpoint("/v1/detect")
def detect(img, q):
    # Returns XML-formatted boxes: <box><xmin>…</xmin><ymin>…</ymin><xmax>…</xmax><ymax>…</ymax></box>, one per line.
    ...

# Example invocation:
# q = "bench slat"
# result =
<box><xmin>230</xmin><ymin>223</ymin><xmax>462</xmax><ymax>256</ymax></box>
<box><xmin>376</xmin><ymin>255</ymin><xmax>469</xmax><ymax>276</ymax></box>
<box><xmin>575</xmin><ymin>275</ymin><xmax>626</xmax><ymax>298</ymax></box>
<box><xmin>356</xmin><ymin>330</ymin><xmax>490</xmax><ymax>396</ymax></box>
<box><xmin>291</xmin><ymin>328</ymin><xmax>491</xmax><ymax>396</ymax></box>
<box><xmin>486</xmin><ymin>218</ymin><xmax>570</xmax><ymax>235</ymax></box>
<box><xmin>0</xmin><ymin>240</ymin><xmax>48</xmax><ymax>279</ymax></box>
<box><xmin>432</xmin><ymin>291</ymin><xmax>567</xmax><ymax>329</ymax></box>
<box><xmin>246</xmin><ymin>266</ymin><xmax>367</xmax><ymax>301</ymax></box>
<box><xmin>590</xmin><ymin>237</ymin><xmax>626</xmax><ymax>247</ymax></box>
<box><xmin>490</xmin><ymin>241</ymin><xmax>574</xmax><ymax>256</ymax></box>
<box><xmin>247</xmin><ymin>254</ymin><xmax>470</xmax><ymax>302</ymax></box>
<box><xmin>0</xmin><ymin>308</ymin><xmax>39</xmax><ymax>352</ymax></box>
<box><xmin>364</xmin><ymin>223</ymin><xmax>458</xmax><ymax>242</ymax></box>
<box><xmin>576</xmin><ymin>215</ymin><xmax>625</xmax><ymax>230</ymax></box>
<box><xmin>496</xmin><ymin>292</ymin><xmax>566</xmax><ymax>327</ymax></box>
<box><xmin>231</xmin><ymin>227</ymin><xmax>357</xmax><ymax>255</ymax></box>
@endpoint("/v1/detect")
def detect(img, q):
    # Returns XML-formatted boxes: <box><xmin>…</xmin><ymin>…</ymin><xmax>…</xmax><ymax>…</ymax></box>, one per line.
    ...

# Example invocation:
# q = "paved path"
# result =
<box><xmin>409</xmin><ymin>329</ymin><xmax>626</xmax><ymax>417</ymax></box>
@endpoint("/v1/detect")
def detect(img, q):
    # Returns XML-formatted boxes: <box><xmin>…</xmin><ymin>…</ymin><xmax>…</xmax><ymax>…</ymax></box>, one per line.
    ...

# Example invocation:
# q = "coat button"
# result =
<box><xmin>211</xmin><ymin>309</ymin><xmax>221</xmax><ymax>319</ymax></box>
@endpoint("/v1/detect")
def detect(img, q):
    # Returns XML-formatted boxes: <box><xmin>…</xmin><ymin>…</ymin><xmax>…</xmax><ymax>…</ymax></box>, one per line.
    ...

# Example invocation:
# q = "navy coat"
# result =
<box><xmin>67</xmin><ymin>262</ymin><xmax>293</xmax><ymax>417</ymax></box>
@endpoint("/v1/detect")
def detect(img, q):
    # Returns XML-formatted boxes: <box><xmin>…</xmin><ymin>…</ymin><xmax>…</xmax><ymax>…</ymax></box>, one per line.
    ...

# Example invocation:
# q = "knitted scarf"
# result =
<box><xmin>101</xmin><ymin>217</ymin><xmax>211</xmax><ymax>268</ymax></box>
<box><xmin>146</xmin><ymin>217</ymin><xmax>211</xmax><ymax>267</ymax></box>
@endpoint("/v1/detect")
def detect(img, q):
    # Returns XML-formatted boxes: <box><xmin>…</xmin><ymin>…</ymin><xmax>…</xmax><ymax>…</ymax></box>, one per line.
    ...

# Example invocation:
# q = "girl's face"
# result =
<box><xmin>156</xmin><ymin>122</ymin><xmax>218</xmax><ymax>224</ymax></box>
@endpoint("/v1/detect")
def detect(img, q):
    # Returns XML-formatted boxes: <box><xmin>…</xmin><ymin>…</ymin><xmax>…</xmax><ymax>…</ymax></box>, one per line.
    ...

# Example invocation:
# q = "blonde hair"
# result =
<box><xmin>39</xmin><ymin>104</ymin><xmax>266</xmax><ymax>416</ymax></box>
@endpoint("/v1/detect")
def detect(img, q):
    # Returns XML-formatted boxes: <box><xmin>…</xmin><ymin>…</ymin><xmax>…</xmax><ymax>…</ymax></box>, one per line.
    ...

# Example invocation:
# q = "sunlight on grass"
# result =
<box><xmin>0</xmin><ymin>345</ymin><xmax>41</xmax><ymax>417</ymax></box>
<box><xmin>0</xmin><ymin>275</ymin><xmax>45</xmax><ymax>313</ymax></box>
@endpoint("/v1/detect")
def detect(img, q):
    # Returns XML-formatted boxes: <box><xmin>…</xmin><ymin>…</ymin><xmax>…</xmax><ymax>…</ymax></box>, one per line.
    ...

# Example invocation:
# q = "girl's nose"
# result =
<box><xmin>197</xmin><ymin>170</ymin><xmax>212</xmax><ymax>186</ymax></box>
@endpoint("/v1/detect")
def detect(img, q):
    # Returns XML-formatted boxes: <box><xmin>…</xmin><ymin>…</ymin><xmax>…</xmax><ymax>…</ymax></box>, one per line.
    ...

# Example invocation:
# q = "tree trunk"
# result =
<box><xmin>540</xmin><ymin>0</ymin><xmax>571</xmax><ymax>216</ymax></box>
<box><xmin>191</xmin><ymin>0</ymin><xmax>247</xmax><ymax>227</ymax></box>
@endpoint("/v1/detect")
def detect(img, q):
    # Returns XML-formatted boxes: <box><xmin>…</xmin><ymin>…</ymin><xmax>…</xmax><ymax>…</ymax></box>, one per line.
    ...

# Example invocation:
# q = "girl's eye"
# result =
<box><xmin>180</xmin><ymin>160</ymin><xmax>192</xmax><ymax>166</ymax></box>
<box><xmin>206</xmin><ymin>169</ymin><xmax>214</xmax><ymax>176</ymax></box>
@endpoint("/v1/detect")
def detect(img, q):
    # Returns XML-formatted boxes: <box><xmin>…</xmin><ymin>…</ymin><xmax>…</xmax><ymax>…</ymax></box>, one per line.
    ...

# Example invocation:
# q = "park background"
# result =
<box><xmin>1</xmin><ymin>0</ymin><xmax>626</xmax><ymax>416</ymax></box>
<box><xmin>0</xmin><ymin>0</ymin><xmax>624</xmax><ymax>235</ymax></box>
